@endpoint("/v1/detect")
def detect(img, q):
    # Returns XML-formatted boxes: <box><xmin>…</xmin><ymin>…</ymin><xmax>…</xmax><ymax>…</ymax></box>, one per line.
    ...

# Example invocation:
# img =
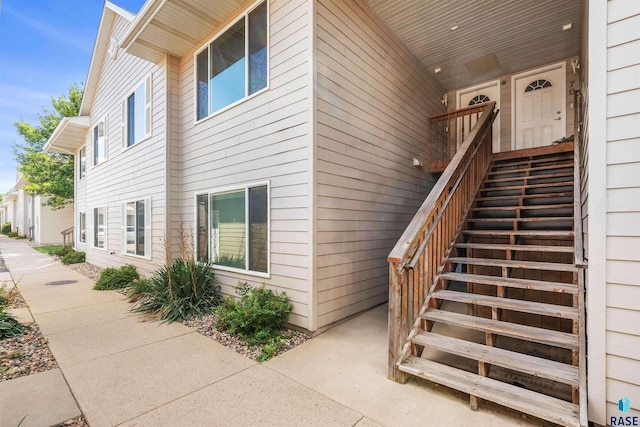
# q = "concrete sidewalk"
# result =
<box><xmin>0</xmin><ymin>236</ymin><xmax>537</xmax><ymax>427</ymax></box>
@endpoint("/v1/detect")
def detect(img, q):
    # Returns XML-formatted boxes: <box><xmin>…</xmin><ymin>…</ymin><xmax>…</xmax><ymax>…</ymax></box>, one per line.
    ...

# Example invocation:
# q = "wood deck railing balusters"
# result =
<box><xmin>388</xmin><ymin>102</ymin><xmax>497</xmax><ymax>380</ymax></box>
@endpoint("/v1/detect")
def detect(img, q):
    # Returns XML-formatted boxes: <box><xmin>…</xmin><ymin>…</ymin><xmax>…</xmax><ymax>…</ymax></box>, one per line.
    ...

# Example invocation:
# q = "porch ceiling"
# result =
<box><xmin>121</xmin><ymin>0</ymin><xmax>249</xmax><ymax>62</ymax></box>
<box><xmin>365</xmin><ymin>0</ymin><xmax>582</xmax><ymax>91</ymax></box>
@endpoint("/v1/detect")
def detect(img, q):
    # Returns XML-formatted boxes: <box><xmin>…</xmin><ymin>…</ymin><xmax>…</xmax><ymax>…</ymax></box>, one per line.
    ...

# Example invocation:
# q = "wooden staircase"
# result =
<box><xmin>390</xmin><ymin>144</ymin><xmax>586</xmax><ymax>426</ymax></box>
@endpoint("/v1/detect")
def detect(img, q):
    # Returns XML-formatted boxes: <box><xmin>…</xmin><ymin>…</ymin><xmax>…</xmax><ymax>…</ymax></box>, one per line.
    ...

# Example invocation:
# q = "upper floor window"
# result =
<box><xmin>79</xmin><ymin>146</ymin><xmax>86</xmax><ymax>178</ymax></box>
<box><xmin>195</xmin><ymin>1</ymin><xmax>268</xmax><ymax>120</ymax></box>
<box><xmin>124</xmin><ymin>76</ymin><xmax>152</xmax><ymax>147</ymax></box>
<box><xmin>93</xmin><ymin>120</ymin><xmax>106</xmax><ymax>166</ymax></box>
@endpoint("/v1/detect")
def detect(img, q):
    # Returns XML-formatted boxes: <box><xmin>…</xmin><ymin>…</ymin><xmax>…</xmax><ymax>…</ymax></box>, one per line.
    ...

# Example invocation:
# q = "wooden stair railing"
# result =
<box><xmin>428</xmin><ymin>102</ymin><xmax>493</xmax><ymax>173</ymax></box>
<box><xmin>388</xmin><ymin>101</ymin><xmax>498</xmax><ymax>381</ymax></box>
<box><xmin>61</xmin><ymin>226</ymin><xmax>74</xmax><ymax>247</ymax></box>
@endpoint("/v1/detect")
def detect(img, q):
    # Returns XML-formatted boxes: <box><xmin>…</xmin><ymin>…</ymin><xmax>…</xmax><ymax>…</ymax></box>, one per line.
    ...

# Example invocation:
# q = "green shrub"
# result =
<box><xmin>215</xmin><ymin>282</ymin><xmax>293</xmax><ymax>345</ymax></box>
<box><xmin>0</xmin><ymin>306</ymin><xmax>25</xmax><ymax>339</ymax></box>
<box><xmin>128</xmin><ymin>277</ymin><xmax>153</xmax><ymax>302</ymax></box>
<box><xmin>132</xmin><ymin>258</ymin><xmax>221</xmax><ymax>323</ymax></box>
<box><xmin>7</xmin><ymin>232</ymin><xmax>18</xmax><ymax>238</ymax></box>
<box><xmin>52</xmin><ymin>245</ymin><xmax>73</xmax><ymax>257</ymax></box>
<box><xmin>94</xmin><ymin>264</ymin><xmax>139</xmax><ymax>290</ymax></box>
<box><xmin>15</xmin><ymin>234</ymin><xmax>27</xmax><ymax>240</ymax></box>
<box><xmin>61</xmin><ymin>250</ymin><xmax>85</xmax><ymax>265</ymax></box>
<box><xmin>1</xmin><ymin>222</ymin><xmax>11</xmax><ymax>235</ymax></box>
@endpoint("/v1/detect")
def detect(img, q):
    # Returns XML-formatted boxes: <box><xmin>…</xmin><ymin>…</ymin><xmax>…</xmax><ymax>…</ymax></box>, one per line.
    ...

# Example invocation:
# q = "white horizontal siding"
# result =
<box><xmin>605</xmin><ymin>0</ymin><xmax>640</xmax><ymax>419</ymax></box>
<box><xmin>314</xmin><ymin>0</ymin><xmax>445</xmax><ymax>327</ymax></box>
<box><xmin>78</xmin><ymin>14</ymin><xmax>167</xmax><ymax>275</ymax></box>
<box><xmin>175</xmin><ymin>0</ymin><xmax>312</xmax><ymax>329</ymax></box>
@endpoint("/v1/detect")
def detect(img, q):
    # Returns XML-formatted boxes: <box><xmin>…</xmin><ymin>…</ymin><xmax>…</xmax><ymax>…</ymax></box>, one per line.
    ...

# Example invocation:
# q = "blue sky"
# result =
<box><xmin>0</xmin><ymin>0</ymin><xmax>145</xmax><ymax>194</ymax></box>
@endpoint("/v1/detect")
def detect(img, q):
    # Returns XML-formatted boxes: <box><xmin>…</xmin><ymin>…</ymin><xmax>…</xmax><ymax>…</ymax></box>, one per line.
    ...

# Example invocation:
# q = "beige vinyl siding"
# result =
<box><xmin>314</xmin><ymin>0</ymin><xmax>445</xmax><ymax>327</ymax></box>
<box><xmin>37</xmin><ymin>199</ymin><xmax>74</xmax><ymax>245</ymax></box>
<box><xmin>176</xmin><ymin>0</ymin><xmax>312</xmax><ymax>329</ymax></box>
<box><xmin>605</xmin><ymin>0</ymin><xmax>640</xmax><ymax>419</ymax></box>
<box><xmin>80</xmin><ymin>14</ymin><xmax>167</xmax><ymax>275</ymax></box>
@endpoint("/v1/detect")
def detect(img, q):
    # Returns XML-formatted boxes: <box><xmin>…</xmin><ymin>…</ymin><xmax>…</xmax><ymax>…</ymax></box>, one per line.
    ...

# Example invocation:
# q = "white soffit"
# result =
<box><xmin>365</xmin><ymin>0</ymin><xmax>582</xmax><ymax>90</ymax></box>
<box><xmin>121</xmin><ymin>0</ymin><xmax>248</xmax><ymax>62</ymax></box>
<box><xmin>43</xmin><ymin>117</ymin><xmax>91</xmax><ymax>155</ymax></box>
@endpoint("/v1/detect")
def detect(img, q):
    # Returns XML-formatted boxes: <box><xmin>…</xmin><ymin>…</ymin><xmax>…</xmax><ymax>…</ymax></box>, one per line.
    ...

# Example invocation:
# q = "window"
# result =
<box><xmin>78</xmin><ymin>212</ymin><xmax>86</xmax><ymax>244</ymax></box>
<box><xmin>468</xmin><ymin>94</ymin><xmax>490</xmax><ymax>106</ymax></box>
<box><xmin>123</xmin><ymin>199</ymin><xmax>150</xmax><ymax>257</ymax></box>
<box><xmin>93</xmin><ymin>207</ymin><xmax>106</xmax><ymax>249</ymax></box>
<box><xmin>525</xmin><ymin>79</ymin><xmax>553</xmax><ymax>92</ymax></box>
<box><xmin>93</xmin><ymin>120</ymin><xmax>106</xmax><ymax>166</ymax></box>
<box><xmin>196</xmin><ymin>183</ymin><xmax>268</xmax><ymax>274</ymax></box>
<box><xmin>123</xmin><ymin>76</ymin><xmax>152</xmax><ymax>147</ymax></box>
<box><xmin>79</xmin><ymin>146</ymin><xmax>86</xmax><ymax>178</ymax></box>
<box><xmin>196</xmin><ymin>1</ymin><xmax>268</xmax><ymax>120</ymax></box>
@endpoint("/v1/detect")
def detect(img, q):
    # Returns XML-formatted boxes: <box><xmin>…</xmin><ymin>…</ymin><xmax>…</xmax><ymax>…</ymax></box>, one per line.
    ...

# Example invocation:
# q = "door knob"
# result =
<box><xmin>553</xmin><ymin>117</ymin><xmax>561</xmax><ymax>121</ymax></box>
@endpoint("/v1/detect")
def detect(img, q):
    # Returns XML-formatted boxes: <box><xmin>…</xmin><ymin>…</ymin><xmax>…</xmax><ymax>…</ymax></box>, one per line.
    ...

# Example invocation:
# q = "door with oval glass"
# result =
<box><xmin>456</xmin><ymin>80</ymin><xmax>501</xmax><ymax>152</ymax></box>
<box><xmin>512</xmin><ymin>63</ymin><xmax>566</xmax><ymax>150</ymax></box>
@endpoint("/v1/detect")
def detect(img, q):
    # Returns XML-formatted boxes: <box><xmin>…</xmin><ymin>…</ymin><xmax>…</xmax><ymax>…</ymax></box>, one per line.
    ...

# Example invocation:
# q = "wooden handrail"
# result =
<box><xmin>428</xmin><ymin>102</ymin><xmax>492</xmax><ymax>173</ymax></box>
<box><xmin>388</xmin><ymin>102</ymin><xmax>497</xmax><ymax>381</ymax></box>
<box><xmin>61</xmin><ymin>226</ymin><xmax>74</xmax><ymax>247</ymax></box>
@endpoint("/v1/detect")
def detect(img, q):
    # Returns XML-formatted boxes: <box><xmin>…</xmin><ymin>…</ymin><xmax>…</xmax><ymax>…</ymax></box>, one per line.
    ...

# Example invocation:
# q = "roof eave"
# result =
<box><xmin>44</xmin><ymin>117</ymin><xmax>91</xmax><ymax>155</ymax></box>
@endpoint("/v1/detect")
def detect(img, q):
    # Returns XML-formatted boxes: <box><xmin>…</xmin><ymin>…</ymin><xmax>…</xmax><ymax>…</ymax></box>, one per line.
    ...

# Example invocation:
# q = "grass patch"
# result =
<box><xmin>34</xmin><ymin>245</ymin><xmax>66</xmax><ymax>255</ymax></box>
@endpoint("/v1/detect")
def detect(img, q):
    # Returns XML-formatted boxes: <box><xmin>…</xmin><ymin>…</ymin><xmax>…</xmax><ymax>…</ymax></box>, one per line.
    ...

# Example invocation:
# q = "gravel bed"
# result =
<box><xmin>0</xmin><ymin>322</ymin><xmax>58</xmax><ymax>382</ymax></box>
<box><xmin>56</xmin><ymin>416</ymin><xmax>89</xmax><ymax>427</ymax></box>
<box><xmin>67</xmin><ymin>262</ymin><xmax>103</xmax><ymax>281</ymax></box>
<box><xmin>7</xmin><ymin>289</ymin><xmax>26</xmax><ymax>308</ymax></box>
<box><xmin>183</xmin><ymin>313</ymin><xmax>310</xmax><ymax>361</ymax></box>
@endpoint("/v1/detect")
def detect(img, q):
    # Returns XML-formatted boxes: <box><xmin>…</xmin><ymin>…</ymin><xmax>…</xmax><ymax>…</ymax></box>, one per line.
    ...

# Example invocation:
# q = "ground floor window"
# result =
<box><xmin>78</xmin><ymin>212</ymin><xmax>86</xmax><ymax>243</ymax></box>
<box><xmin>124</xmin><ymin>199</ymin><xmax>149</xmax><ymax>257</ymax></box>
<box><xmin>196</xmin><ymin>183</ymin><xmax>268</xmax><ymax>274</ymax></box>
<box><xmin>93</xmin><ymin>207</ymin><xmax>106</xmax><ymax>249</ymax></box>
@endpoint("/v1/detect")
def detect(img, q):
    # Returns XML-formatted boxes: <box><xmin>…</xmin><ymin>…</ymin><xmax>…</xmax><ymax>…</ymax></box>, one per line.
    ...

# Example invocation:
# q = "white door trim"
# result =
<box><xmin>456</xmin><ymin>79</ymin><xmax>501</xmax><ymax>152</ymax></box>
<box><xmin>510</xmin><ymin>61</ymin><xmax>566</xmax><ymax>150</ymax></box>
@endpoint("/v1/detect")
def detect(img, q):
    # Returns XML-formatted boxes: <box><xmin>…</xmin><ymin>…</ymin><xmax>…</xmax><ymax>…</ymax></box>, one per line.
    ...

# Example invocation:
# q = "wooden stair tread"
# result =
<box><xmin>398</xmin><ymin>356</ymin><xmax>580</xmax><ymax>427</ymax></box>
<box><xmin>462</xmin><ymin>229</ymin><xmax>574</xmax><ymax>237</ymax></box>
<box><xmin>483</xmin><ymin>171</ymin><xmax>574</xmax><ymax>184</ymax></box>
<box><xmin>480</xmin><ymin>181</ymin><xmax>573</xmax><ymax>192</ymax></box>
<box><xmin>422</xmin><ymin>309</ymin><xmax>579</xmax><ymax>350</ymax></box>
<box><xmin>491</xmin><ymin>154</ymin><xmax>575</xmax><ymax>169</ymax></box>
<box><xmin>467</xmin><ymin>216</ymin><xmax>573</xmax><ymax>222</ymax></box>
<box><xmin>412</xmin><ymin>331</ymin><xmax>579</xmax><ymax>386</ymax></box>
<box><xmin>472</xmin><ymin>203</ymin><xmax>573</xmax><ymax>212</ymax></box>
<box><xmin>488</xmin><ymin>162</ymin><xmax>574</xmax><ymax>177</ymax></box>
<box><xmin>447</xmin><ymin>257</ymin><xmax>577</xmax><ymax>272</ymax></box>
<box><xmin>440</xmin><ymin>272</ymin><xmax>577</xmax><ymax>293</ymax></box>
<box><xmin>474</xmin><ymin>191</ymin><xmax>573</xmax><ymax>202</ymax></box>
<box><xmin>455</xmin><ymin>242</ymin><xmax>574</xmax><ymax>253</ymax></box>
<box><xmin>433</xmin><ymin>289</ymin><xmax>578</xmax><ymax>319</ymax></box>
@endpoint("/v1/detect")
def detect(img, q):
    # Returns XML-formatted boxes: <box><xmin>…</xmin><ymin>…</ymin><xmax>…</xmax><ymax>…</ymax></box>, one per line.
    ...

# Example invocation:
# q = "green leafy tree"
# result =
<box><xmin>12</xmin><ymin>84</ymin><xmax>83</xmax><ymax>209</ymax></box>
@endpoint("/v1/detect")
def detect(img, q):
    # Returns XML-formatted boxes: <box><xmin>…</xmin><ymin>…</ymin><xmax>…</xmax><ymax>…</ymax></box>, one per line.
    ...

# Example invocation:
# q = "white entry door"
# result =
<box><xmin>512</xmin><ymin>63</ymin><xmax>566</xmax><ymax>150</ymax></box>
<box><xmin>457</xmin><ymin>80</ymin><xmax>501</xmax><ymax>152</ymax></box>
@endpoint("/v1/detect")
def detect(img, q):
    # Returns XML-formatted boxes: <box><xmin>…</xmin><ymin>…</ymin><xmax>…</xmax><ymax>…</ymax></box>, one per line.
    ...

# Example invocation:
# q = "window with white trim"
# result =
<box><xmin>79</xmin><ymin>146</ymin><xmax>86</xmax><ymax>178</ymax></box>
<box><xmin>123</xmin><ymin>199</ymin><xmax>150</xmax><ymax>257</ymax></box>
<box><xmin>78</xmin><ymin>212</ymin><xmax>86</xmax><ymax>244</ymax></box>
<box><xmin>93</xmin><ymin>120</ymin><xmax>106</xmax><ymax>166</ymax></box>
<box><xmin>195</xmin><ymin>0</ymin><xmax>268</xmax><ymax>120</ymax></box>
<box><xmin>93</xmin><ymin>207</ymin><xmax>106</xmax><ymax>249</ymax></box>
<box><xmin>196</xmin><ymin>183</ymin><xmax>268</xmax><ymax>274</ymax></box>
<box><xmin>123</xmin><ymin>76</ymin><xmax>152</xmax><ymax>147</ymax></box>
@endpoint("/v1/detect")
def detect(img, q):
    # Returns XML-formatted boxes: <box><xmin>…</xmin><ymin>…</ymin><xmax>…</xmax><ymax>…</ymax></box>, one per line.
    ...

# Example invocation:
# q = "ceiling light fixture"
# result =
<box><xmin>449</xmin><ymin>23</ymin><xmax>459</xmax><ymax>31</ymax></box>
<box><xmin>563</xmin><ymin>23</ymin><xmax>573</xmax><ymax>31</ymax></box>
<box><xmin>434</xmin><ymin>67</ymin><xmax>442</xmax><ymax>73</ymax></box>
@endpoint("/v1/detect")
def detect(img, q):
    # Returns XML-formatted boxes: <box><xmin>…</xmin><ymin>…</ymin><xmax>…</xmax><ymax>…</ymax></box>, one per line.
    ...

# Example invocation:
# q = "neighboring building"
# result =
<box><xmin>0</xmin><ymin>173</ymin><xmax>74</xmax><ymax>244</ymax></box>
<box><xmin>43</xmin><ymin>0</ymin><xmax>639</xmax><ymax>424</ymax></box>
